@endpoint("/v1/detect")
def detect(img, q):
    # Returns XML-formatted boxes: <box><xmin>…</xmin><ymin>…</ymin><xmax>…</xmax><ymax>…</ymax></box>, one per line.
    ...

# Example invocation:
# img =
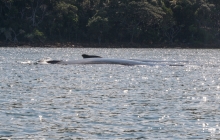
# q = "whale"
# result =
<box><xmin>36</xmin><ymin>54</ymin><xmax>186</xmax><ymax>66</ymax></box>
<box><xmin>82</xmin><ymin>54</ymin><xmax>188</xmax><ymax>63</ymax></box>
<box><xmin>46</xmin><ymin>58</ymin><xmax>156</xmax><ymax>66</ymax></box>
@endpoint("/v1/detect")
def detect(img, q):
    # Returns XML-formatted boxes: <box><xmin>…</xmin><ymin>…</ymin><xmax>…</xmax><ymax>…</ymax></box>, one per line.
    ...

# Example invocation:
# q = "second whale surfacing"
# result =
<box><xmin>43</xmin><ymin>54</ymin><xmax>185</xmax><ymax>66</ymax></box>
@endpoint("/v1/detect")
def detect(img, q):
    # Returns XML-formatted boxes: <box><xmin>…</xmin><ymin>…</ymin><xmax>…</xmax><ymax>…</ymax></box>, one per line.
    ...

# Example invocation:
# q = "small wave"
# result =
<box><xmin>19</xmin><ymin>57</ymin><xmax>53</xmax><ymax>65</ymax></box>
<box><xmin>20</xmin><ymin>60</ymin><xmax>33</xmax><ymax>64</ymax></box>
<box><xmin>34</xmin><ymin>57</ymin><xmax>52</xmax><ymax>64</ymax></box>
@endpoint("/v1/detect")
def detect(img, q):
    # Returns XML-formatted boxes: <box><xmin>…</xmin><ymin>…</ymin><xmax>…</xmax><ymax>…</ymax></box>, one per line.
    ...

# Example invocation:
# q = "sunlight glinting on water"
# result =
<box><xmin>0</xmin><ymin>48</ymin><xmax>220</xmax><ymax>139</ymax></box>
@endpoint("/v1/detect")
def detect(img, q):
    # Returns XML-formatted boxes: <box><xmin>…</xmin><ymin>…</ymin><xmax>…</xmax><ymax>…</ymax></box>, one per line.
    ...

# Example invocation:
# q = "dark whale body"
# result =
<box><xmin>47</xmin><ymin>60</ymin><xmax>62</xmax><ymax>64</ymax></box>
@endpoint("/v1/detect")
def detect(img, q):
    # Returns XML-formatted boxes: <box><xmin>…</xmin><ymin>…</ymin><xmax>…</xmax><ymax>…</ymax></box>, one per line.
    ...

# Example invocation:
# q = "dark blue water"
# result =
<box><xmin>0</xmin><ymin>48</ymin><xmax>220</xmax><ymax>139</ymax></box>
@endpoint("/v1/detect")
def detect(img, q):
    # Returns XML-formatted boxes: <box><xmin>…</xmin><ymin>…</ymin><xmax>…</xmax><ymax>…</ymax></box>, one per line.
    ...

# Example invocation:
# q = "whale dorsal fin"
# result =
<box><xmin>82</xmin><ymin>54</ymin><xmax>102</xmax><ymax>58</ymax></box>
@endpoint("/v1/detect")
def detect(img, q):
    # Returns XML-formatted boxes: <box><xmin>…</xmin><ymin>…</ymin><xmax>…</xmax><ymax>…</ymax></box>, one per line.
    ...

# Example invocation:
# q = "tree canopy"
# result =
<box><xmin>0</xmin><ymin>0</ymin><xmax>219</xmax><ymax>46</ymax></box>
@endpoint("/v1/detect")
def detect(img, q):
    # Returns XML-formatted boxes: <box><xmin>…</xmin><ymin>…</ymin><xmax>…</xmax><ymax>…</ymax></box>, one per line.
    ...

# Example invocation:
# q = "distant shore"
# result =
<box><xmin>0</xmin><ymin>41</ymin><xmax>219</xmax><ymax>49</ymax></box>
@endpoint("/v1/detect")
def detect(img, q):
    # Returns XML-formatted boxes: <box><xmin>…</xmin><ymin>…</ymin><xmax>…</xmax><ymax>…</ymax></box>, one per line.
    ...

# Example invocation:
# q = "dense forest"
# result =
<box><xmin>0</xmin><ymin>0</ymin><xmax>219</xmax><ymax>47</ymax></box>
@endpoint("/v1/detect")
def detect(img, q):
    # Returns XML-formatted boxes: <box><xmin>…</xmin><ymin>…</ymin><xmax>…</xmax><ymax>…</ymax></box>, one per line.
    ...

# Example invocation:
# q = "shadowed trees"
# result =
<box><xmin>0</xmin><ymin>0</ymin><xmax>219</xmax><ymax>46</ymax></box>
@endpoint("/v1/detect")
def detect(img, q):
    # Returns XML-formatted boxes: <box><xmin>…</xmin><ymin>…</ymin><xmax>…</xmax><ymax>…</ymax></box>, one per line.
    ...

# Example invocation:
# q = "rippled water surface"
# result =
<box><xmin>1</xmin><ymin>47</ymin><xmax>220</xmax><ymax>139</ymax></box>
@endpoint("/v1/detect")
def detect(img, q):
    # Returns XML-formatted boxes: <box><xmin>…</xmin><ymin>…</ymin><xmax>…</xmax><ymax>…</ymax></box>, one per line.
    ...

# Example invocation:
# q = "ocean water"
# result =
<box><xmin>0</xmin><ymin>47</ymin><xmax>220</xmax><ymax>139</ymax></box>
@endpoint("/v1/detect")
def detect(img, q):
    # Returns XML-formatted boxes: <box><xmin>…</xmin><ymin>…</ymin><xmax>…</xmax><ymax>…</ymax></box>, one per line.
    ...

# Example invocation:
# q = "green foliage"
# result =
<box><xmin>0</xmin><ymin>0</ymin><xmax>219</xmax><ymax>45</ymax></box>
<box><xmin>87</xmin><ymin>16</ymin><xmax>109</xmax><ymax>43</ymax></box>
<box><xmin>24</xmin><ymin>29</ymin><xmax>45</xmax><ymax>42</ymax></box>
<box><xmin>34</xmin><ymin>29</ymin><xmax>45</xmax><ymax>38</ymax></box>
<box><xmin>0</xmin><ymin>28</ymin><xmax>12</xmax><ymax>41</ymax></box>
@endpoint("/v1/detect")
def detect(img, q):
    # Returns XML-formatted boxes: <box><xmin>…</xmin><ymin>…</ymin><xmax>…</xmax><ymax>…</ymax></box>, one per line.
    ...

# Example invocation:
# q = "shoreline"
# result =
<box><xmin>0</xmin><ymin>41</ymin><xmax>219</xmax><ymax>49</ymax></box>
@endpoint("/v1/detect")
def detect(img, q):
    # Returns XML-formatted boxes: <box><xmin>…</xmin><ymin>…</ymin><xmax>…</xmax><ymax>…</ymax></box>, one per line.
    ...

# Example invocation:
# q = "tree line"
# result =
<box><xmin>0</xmin><ymin>0</ymin><xmax>219</xmax><ymax>46</ymax></box>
